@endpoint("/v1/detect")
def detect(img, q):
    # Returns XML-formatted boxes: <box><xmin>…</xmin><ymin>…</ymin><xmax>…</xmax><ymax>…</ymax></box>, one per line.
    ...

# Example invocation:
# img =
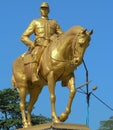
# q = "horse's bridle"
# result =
<box><xmin>50</xmin><ymin>29</ymin><xmax>83</xmax><ymax>66</ymax></box>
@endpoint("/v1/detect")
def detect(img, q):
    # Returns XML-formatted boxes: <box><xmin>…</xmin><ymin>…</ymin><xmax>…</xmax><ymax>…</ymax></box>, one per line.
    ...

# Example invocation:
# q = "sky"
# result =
<box><xmin>0</xmin><ymin>0</ymin><xmax>113</xmax><ymax>130</ymax></box>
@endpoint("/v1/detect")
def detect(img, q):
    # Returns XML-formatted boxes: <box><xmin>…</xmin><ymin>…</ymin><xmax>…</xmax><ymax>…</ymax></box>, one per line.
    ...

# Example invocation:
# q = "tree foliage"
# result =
<box><xmin>98</xmin><ymin>116</ymin><xmax>113</xmax><ymax>130</ymax></box>
<box><xmin>0</xmin><ymin>88</ymin><xmax>51</xmax><ymax>130</ymax></box>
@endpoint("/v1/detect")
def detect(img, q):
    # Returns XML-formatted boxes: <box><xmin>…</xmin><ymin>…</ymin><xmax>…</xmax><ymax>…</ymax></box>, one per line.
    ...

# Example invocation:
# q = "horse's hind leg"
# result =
<box><xmin>27</xmin><ymin>86</ymin><xmax>43</xmax><ymax>126</ymax></box>
<box><xmin>59</xmin><ymin>75</ymin><xmax>76</xmax><ymax>122</ymax></box>
<box><xmin>18</xmin><ymin>86</ymin><xmax>28</xmax><ymax>128</ymax></box>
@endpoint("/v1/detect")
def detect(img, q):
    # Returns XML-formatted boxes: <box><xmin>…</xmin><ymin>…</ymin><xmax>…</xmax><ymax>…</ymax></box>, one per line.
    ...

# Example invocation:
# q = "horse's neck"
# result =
<box><xmin>50</xmin><ymin>35</ymin><xmax>73</xmax><ymax>60</ymax></box>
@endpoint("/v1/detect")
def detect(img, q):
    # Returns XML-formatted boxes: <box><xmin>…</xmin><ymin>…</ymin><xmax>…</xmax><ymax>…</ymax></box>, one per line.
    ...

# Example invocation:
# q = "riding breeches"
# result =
<box><xmin>31</xmin><ymin>46</ymin><xmax>45</xmax><ymax>63</ymax></box>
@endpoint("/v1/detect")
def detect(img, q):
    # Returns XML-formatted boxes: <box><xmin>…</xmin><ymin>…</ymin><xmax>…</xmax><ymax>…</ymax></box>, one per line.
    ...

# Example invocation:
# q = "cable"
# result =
<box><xmin>92</xmin><ymin>93</ymin><xmax>113</xmax><ymax>112</ymax></box>
<box><xmin>77</xmin><ymin>88</ymin><xmax>113</xmax><ymax>112</ymax></box>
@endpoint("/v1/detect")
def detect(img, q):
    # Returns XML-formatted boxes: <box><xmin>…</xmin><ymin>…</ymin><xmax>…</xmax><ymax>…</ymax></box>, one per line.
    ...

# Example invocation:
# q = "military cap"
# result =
<box><xmin>40</xmin><ymin>2</ymin><xmax>49</xmax><ymax>8</ymax></box>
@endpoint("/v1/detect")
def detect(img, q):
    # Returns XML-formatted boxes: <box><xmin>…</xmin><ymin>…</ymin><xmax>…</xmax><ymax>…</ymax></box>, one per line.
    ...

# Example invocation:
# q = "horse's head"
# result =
<box><xmin>71</xmin><ymin>27</ymin><xmax>93</xmax><ymax>66</ymax></box>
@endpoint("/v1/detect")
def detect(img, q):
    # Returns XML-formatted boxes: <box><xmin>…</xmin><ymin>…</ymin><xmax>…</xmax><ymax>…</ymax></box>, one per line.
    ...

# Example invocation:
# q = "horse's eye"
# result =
<box><xmin>78</xmin><ymin>38</ymin><xmax>84</xmax><ymax>45</ymax></box>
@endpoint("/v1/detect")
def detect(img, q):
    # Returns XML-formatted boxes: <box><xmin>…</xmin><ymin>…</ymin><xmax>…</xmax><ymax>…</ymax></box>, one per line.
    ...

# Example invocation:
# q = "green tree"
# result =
<box><xmin>98</xmin><ymin>116</ymin><xmax>113</xmax><ymax>130</ymax></box>
<box><xmin>0</xmin><ymin>88</ymin><xmax>51</xmax><ymax>130</ymax></box>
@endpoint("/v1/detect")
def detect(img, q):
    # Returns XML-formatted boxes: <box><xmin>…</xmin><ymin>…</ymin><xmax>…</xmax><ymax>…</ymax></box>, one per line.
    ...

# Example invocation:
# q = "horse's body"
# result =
<box><xmin>12</xmin><ymin>26</ymin><xmax>93</xmax><ymax>128</ymax></box>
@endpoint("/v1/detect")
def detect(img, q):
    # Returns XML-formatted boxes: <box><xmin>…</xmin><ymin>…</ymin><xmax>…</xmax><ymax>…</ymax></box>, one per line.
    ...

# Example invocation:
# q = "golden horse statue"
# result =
<box><xmin>12</xmin><ymin>26</ymin><xmax>93</xmax><ymax>128</ymax></box>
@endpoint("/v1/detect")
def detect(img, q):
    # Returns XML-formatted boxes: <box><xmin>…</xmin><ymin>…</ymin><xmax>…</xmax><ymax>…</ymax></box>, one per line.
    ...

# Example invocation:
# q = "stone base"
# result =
<box><xmin>17</xmin><ymin>123</ymin><xmax>90</xmax><ymax>130</ymax></box>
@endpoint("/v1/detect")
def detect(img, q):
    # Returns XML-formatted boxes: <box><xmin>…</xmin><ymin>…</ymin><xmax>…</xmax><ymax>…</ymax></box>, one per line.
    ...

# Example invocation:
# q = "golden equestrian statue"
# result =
<box><xmin>11</xmin><ymin>2</ymin><xmax>93</xmax><ymax>128</ymax></box>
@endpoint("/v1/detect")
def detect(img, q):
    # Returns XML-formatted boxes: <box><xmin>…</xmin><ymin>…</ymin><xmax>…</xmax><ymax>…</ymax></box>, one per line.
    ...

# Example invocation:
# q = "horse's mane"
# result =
<box><xmin>65</xmin><ymin>26</ymin><xmax>84</xmax><ymax>36</ymax></box>
<box><xmin>51</xmin><ymin>26</ymin><xmax>84</xmax><ymax>47</ymax></box>
<box><xmin>46</xmin><ymin>25</ymin><xmax>84</xmax><ymax>59</ymax></box>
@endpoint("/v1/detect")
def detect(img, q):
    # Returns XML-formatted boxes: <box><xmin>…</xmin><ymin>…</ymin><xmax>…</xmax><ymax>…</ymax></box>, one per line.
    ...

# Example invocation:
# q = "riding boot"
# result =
<box><xmin>31</xmin><ymin>63</ymin><xmax>39</xmax><ymax>83</ymax></box>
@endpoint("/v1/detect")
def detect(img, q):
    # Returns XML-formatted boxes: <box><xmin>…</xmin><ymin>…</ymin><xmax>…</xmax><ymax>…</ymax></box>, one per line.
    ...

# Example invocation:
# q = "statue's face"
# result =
<box><xmin>40</xmin><ymin>7</ymin><xmax>49</xmax><ymax>17</ymax></box>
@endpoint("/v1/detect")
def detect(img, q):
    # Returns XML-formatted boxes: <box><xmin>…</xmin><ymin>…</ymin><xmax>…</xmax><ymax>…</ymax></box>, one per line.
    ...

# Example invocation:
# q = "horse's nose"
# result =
<box><xmin>75</xmin><ymin>57</ymin><xmax>79</xmax><ymax>64</ymax></box>
<box><xmin>74</xmin><ymin>57</ymin><xmax>82</xmax><ymax>66</ymax></box>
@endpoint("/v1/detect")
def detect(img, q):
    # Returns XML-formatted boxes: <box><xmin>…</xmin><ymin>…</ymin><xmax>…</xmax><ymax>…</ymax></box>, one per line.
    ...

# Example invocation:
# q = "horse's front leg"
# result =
<box><xmin>47</xmin><ymin>71</ymin><xmax>60</xmax><ymax>123</ymax></box>
<box><xmin>59</xmin><ymin>74</ymin><xmax>76</xmax><ymax>122</ymax></box>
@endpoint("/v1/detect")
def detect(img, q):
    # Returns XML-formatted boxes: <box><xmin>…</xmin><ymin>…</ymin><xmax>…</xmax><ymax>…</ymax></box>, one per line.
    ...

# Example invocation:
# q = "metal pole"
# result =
<box><xmin>82</xmin><ymin>59</ymin><xmax>89</xmax><ymax>127</ymax></box>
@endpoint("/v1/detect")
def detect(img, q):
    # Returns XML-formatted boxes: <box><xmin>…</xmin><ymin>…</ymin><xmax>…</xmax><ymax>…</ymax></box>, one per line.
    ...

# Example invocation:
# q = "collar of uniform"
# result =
<box><xmin>41</xmin><ymin>16</ymin><xmax>48</xmax><ymax>20</ymax></box>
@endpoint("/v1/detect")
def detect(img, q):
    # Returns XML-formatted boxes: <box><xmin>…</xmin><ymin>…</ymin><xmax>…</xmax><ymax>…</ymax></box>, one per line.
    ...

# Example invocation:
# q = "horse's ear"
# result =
<box><xmin>88</xmin><ymin>29</ymin><xmax>93</xmax><ymax>35</ymax></box>
<box><xmin>81</xmin><ymin>29</ymin><xmax>87</xmax><ymax>34</ymax></box>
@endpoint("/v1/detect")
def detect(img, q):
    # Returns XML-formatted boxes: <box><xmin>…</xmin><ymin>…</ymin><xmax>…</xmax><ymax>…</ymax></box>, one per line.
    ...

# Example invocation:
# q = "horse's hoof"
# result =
<box><xmin>54</xmin><ymin>119</ymin><xmax>60</xmax><ymax>123</ymax></box>
<box><xmin>28</xmin><ymin>122</ymin><xmax>32</xmax><ymax>126</ymax></box>
<box><xmin>23</xmin><ymin>123</ymin><xmax>28</xmax><ymax>128</ymax></box>
<box><xmin>59</xmin><ymin>113</ymin><xmax>68</xmax><ymax>122</ymax></box>
<box><xmin>53</xmin><ymin>117</ymin><xmax>60</xmax><ymax>123</ymax></box>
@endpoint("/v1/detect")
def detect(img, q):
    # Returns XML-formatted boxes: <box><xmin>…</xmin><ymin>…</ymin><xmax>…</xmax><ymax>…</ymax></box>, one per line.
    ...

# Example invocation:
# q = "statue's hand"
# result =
<box><xmin>29</xmin><ymin>44</ymin><xmax>35</xmax><ymax>52</ymax></box>
<box><xmin>30</xmin><ymin>46</ymin><xmax>34</xmax><ymax>50</ymax></box>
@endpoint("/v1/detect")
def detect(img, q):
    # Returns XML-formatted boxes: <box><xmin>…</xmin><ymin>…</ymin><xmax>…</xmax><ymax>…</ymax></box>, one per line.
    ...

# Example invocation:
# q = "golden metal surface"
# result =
<box><xmin>18</xmin><ymin>123</ymin><xmax>90</xmax><ymax>130</ymax></box>
<box><xmin>12</xmin><ymin>2</ymin><xmax>93</xmax><ymax>128</ymax></box>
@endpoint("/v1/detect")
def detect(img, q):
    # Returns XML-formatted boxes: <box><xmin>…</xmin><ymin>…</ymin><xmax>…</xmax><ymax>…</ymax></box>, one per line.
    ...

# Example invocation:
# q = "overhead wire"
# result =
<box><xmin>92</xmin><ymin>92</ymin><xmax>113</xmax><ymax>112</ymax></box>
<box><xmin>77</xmin><ymin>88</ymin><xmax>113</xmax><ymax>112</ymax></box>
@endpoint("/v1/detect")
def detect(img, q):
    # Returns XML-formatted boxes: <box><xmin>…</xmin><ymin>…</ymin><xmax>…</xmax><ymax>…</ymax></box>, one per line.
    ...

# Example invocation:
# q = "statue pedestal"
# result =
<box><xmin>17</xmin><ymin>123</ymin><xmax>90</xmax><ymax>130</ymax></box>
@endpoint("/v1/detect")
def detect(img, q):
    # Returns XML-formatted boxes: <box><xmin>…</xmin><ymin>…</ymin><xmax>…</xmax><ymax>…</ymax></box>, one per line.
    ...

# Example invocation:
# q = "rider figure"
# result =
<box><xmin>21</xmin><ymin>2</ymin><xmax>63</xmax><ymax>83</ymax></box>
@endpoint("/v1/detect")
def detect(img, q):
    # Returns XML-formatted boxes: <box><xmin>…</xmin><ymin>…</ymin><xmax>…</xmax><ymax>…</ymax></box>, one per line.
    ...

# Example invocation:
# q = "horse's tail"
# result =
<box><xmin>11</xmin><ymin>75</ymin><xmax>17</xmax><ymax>90</ymax></box>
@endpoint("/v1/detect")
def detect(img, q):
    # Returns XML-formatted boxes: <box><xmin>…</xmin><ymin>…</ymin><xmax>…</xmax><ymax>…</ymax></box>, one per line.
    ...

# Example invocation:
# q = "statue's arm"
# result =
<box><xmin>20</xmin><ymin>20</ymin><xmax>35</xmax><ymax>48</ymax></box>
<box><xmin>55</xmin><ymin>21</ymin><xmax>64</xmax><ymax>35</ymax></box>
